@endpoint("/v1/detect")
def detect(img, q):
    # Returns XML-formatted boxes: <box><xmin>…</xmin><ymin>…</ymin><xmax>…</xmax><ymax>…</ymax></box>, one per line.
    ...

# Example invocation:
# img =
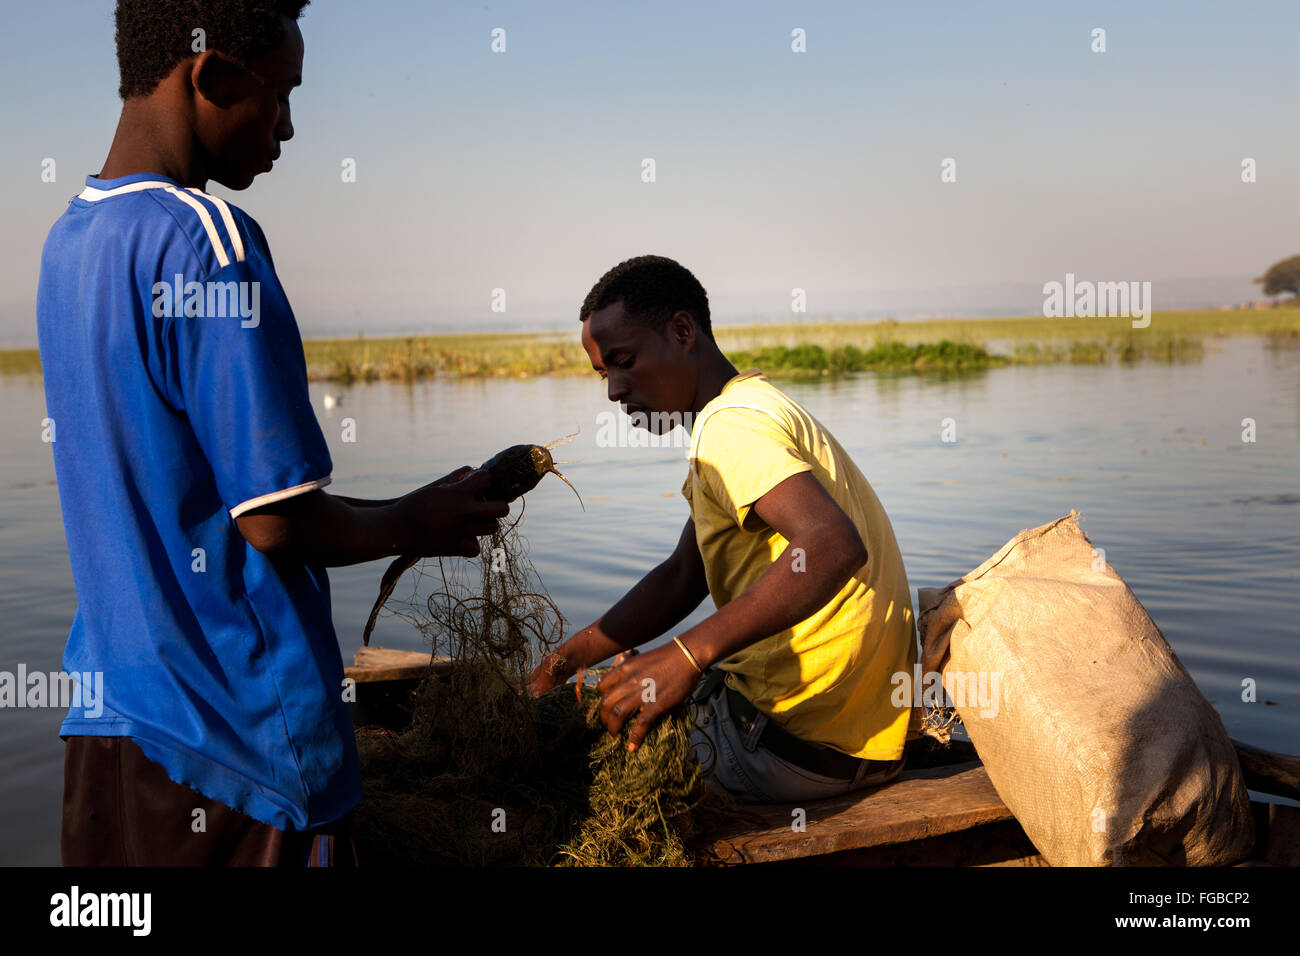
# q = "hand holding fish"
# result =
<box><xmin>399</xmin><ymin>467</ymin><xmax>507</xmax><ymax>558</ymax></box>
<box><xmin>362</xmin><ymin>439</ymin><xmax>582</xmax><ymax>646</ymax></box>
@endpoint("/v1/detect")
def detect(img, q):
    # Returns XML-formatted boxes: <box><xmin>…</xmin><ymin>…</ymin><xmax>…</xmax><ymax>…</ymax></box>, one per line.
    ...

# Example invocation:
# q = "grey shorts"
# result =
<box><xmin>687</xmin><ymin>681</ymin><xmax>904</xmax><ymax>804</ymax></box>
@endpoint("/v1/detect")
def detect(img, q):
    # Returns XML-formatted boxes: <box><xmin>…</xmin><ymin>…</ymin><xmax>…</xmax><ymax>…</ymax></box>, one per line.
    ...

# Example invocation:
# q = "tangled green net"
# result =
<box><xmin>352</xmin><ymin>517</ymin><xmax>730</xmax><ymax>866</ymax></box>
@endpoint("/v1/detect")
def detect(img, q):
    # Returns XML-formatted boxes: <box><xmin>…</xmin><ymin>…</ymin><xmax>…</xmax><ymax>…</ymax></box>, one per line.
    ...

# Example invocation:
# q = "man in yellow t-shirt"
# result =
<box><xmin>527</xmin><ymin>255</ymin><xmax>917</xmax><ymax>803</ymax></box>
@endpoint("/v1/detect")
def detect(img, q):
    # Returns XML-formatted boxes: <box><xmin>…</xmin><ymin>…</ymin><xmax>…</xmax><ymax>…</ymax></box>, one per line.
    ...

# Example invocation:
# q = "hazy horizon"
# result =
<box><xmin>0</xmin><ymin>272</ymin><xmax>1279</xmax><ymax>348</ymax></box>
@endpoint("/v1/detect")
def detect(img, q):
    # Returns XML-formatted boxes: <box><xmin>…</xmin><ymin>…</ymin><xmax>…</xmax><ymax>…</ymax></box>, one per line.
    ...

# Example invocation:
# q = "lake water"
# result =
<box><xmin>2</xmin><ymin>335</ymin><xmax>1298</xmax><ymax>864</ymax></box>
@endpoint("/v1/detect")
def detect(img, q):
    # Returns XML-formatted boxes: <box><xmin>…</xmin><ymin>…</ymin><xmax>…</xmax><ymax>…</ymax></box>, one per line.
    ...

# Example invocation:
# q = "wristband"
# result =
<box><xmin>672</xmin><ymin>636</ymin><xmax>704</xmax><ymax>675</ymax></box>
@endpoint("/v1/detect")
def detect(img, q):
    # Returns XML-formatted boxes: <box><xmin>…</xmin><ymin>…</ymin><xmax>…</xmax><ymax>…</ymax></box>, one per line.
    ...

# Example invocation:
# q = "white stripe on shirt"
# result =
<box><xmin>77</xmin><ymin>180</ymin><xmax>177</xmax><ymax>201</ymax></box>
<box><xmin>186</xmin><ymin>188</ymin><xmax>247</xmax><ymax>263</ymax></box>
<box><xmin>162</xmin><ymin>187</ymin><xmax>231</xmax><ymax>269</ymax></box>
<box><xmin>78</xmin><ymin>180</ymin><xmax>243</xmax><ymax>270</ymax></box>
<box><xmin>230</xmin><ymin>476</ymin><xmax>333</xmax><ymax>520</ymax></box>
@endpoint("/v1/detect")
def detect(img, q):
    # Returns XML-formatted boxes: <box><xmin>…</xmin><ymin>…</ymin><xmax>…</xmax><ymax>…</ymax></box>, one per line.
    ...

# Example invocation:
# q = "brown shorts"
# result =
<box><xmin>61</xmin><ymin>736</ymin><xmax>356</xmax><ymax>867</ymax></box>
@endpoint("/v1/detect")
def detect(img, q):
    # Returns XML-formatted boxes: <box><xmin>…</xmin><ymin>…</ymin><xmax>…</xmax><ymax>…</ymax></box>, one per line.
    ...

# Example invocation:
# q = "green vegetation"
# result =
<box><xmin>0</xmin><ymin>348</ymin><xmax>42</xmax><ymax>377</ymax></box>
<box><xmin>4</xmin><ymin>309</ymin><xmax>1297</xmax><ymax>383</ymax></box>
<box><xmin>711</xmin><ymin>307</ymin><xmax>1300</xmax><ymax>352</ymax></box>
<box><xmin>727</xmin><ymin>340</ymin><xmax>1004</xmax><ymax>377</ymax></box>
<box><xmin>302</xmin><ymin>331</ymin><xmax>579</xmax><ymax>384</ymax></box>
<box><xmin>294</xmin><ymin>309</ymin><xmax>1299</xmax><ymax>382</ymax></box>
<box><xmin>1010</xmin><ymin>335</ymin><xmax>1204</xmax><ymax>365</ymax></box>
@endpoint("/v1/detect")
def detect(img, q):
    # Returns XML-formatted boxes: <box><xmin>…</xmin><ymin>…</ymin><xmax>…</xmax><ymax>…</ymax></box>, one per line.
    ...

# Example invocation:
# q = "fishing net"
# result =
<box><xmin>352</xmin><ymin>511</ymin><xmax>731</xmax><ymax>866</ymax></box>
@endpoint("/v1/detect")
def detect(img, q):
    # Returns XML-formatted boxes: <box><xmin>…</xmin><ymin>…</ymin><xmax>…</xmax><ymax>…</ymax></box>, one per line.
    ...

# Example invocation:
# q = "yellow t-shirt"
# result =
<box><xmin>681</xmin><ymin>370</ymin><xmax>916</xmax><ymax>760</ymax></box>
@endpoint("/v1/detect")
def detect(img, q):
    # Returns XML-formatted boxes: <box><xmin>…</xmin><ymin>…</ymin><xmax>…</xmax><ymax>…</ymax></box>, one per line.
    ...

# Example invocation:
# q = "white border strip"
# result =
<box><xmin>187</xmin><ymin>188</ymin><xmax>246</xmax><ymax>263</ymax></box>
<box><xmin>163</xmin><ymin>187</ymin><xmax>230</xmax><ymax>269</ymax></box>
<box><xmin>229</xmin><ymin>476</ymin><xmax>332</xmax><ymax>519</ymax></box>
<box><xmin>77</xmin><ymin>180</ymin><xmax>175</xmax><ymax>201</ymax></box>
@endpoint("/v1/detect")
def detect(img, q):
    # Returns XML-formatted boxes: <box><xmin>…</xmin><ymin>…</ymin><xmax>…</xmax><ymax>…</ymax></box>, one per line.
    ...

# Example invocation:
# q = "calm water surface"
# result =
<box><xmin>2</xmin><ymin>336</ymin><xmax>1297</xmax><ymax>864</ymax></box>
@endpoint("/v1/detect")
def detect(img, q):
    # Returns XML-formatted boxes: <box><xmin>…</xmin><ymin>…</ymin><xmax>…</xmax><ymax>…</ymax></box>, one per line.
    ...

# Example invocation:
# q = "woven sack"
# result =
<box><xmin>917</xmin><ymin>511</ymin><xmax>1254</xmax><ymax>866</ymax></box>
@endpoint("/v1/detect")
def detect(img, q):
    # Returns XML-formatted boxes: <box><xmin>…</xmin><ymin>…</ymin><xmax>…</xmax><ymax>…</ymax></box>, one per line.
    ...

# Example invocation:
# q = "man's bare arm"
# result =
<box><xmin>594</xmin><ymin>471</ymin><xmax>868</xmax><ymax>748</ymax></box>
<box><xmin>329</xmin><ymin>495</ymin><xmax>402</xmax><ymax>509</ymax></box>
<box><xmin>672</xmin><ymin>471</ymin><xmax>866</xmax><ymax>669</ymax></box>
<box><xmin>527</xmin><ymin>518</ymin><xmax>709</xmax><ymax>693</ymax></box>
<box><xmin>235</xmin><ymin>467</ymin><xmax>507</xmax><ymax>568</ymax></box>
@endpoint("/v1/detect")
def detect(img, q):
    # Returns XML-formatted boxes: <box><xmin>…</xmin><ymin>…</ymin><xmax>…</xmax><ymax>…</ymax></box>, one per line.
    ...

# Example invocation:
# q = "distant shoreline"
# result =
<box><xmin>3</xmin><ymin>309</ymin><xmax>1297</xmax><ymax>382</ymax></box>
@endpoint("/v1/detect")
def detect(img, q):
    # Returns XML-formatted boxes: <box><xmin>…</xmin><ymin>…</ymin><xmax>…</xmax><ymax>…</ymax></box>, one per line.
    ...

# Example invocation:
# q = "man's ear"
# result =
<box><xmin>668</xmin><ymin>311</ymin><xmax>697</xmax><ymax>350</ymax></box>
<box><xmin>191</xmin><ymin>50</ymin><xmax>259</xmax><ymax>109</ymax></box>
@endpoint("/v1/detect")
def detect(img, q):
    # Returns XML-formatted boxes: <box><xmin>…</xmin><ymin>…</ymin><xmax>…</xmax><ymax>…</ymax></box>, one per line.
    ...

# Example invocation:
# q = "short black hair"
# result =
<box><xmin>580</xmin><ymin>255</ymin><xmax>712</xmax><ymax>341</ymax></box>
<box><xmin>115</xmin><ymin>0</ymin><xmax>310</xmax><ymax>100</ymax></box>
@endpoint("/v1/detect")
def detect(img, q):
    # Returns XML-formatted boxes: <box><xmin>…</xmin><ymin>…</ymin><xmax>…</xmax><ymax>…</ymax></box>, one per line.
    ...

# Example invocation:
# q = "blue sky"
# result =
<box><xmin>2</xmin><ymin>0</ymin><xmax>1297</xmax><ymax>343</ymax></box>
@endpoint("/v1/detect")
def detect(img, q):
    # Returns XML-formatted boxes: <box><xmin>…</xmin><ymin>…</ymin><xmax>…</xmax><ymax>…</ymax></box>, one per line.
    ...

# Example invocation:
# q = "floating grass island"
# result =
<box><xmin>3</xmin><ymin>309</ymin><xmax>1296</xmax><ymax>383</ymax></box>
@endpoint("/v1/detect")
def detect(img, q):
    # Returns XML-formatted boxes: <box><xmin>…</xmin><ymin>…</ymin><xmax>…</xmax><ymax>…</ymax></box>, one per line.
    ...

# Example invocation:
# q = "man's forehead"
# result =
<box><xmin>256</xmin><ymin>17</ymin><xmax>304</xmax><ymax>79</ymax></box>
<box><xmin>586</xmin><ymin>305</ymin><xmax>644</xmax><ymax>349</ymax></box>
<box><xmin>285</xmin><ymin>17</ymin><xmax>305</xmax><ymax>70</ymax></box>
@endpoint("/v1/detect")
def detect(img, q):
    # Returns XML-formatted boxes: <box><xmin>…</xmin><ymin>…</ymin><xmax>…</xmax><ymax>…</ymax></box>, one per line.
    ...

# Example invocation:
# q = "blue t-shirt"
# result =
<box><xmin>36</xmin><ymin>172</ymin><xmax>361</xmax><ymax>831</ymax></box>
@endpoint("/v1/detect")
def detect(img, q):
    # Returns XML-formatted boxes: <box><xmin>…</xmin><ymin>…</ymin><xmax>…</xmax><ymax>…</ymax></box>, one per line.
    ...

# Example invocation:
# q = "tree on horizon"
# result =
<box><xmin>1255</xmin><ymin>255</ymin><xmax>1300</xmax><ymax>301</ymax></box>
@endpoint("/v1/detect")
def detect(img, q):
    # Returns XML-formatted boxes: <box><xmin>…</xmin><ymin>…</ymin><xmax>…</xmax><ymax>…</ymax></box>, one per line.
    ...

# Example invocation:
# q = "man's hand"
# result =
<box><xmin>525</xmin><ymin>522</ymin><xmax>709</xmax><ymax>699</ymax></box>
<box><xmin>398</xmin><ymin>467</ymin><xmax>507</xmax><ymax>558</ymax></box>
<box><xmin>425</xmin><ymin>465</ymin><xmax>475</xmax><ymax>489</ymax></box>
<box><xmin>526</xmin><ymin>649</ymin><xmax>575</xmax><ymax>697</ymax></box>
<box><xmin>595</xmin><ymin>642</ymin><xmax>701</xmax><ymax>751</ymax></box>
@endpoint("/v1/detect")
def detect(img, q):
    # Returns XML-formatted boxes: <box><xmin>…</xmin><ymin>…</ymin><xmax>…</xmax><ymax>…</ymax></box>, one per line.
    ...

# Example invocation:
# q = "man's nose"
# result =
<box><xmin>607</xmin><ymin>378</ymin><xmax>627</xmax><ymax>403</ymax></box>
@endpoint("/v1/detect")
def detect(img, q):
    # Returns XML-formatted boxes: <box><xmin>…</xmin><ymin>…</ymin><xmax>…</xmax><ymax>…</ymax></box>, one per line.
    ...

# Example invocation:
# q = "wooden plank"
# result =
<box><xmin>1231</xmin><ymin>738</ymin><xmax>1300</xmax><ymax>802</ymax></box>
<box><xmin>777</xmin><ymin>819</ymin><xmax>1047</xmax><ymax>867</ymax></box>
<box><xmin>706</xmin><ymin>761</ymin><xmax>1013</xmax><ymax>865</ymax></box>
<box><xmin>345</xmin><ymin>647</ymin><xmax>452</xmax><ymax>683</ymax></box>
<box><xmin>1259</xmin><ymin>803</ymin><xmax>1300</xmax><ymax>866</ymax></box>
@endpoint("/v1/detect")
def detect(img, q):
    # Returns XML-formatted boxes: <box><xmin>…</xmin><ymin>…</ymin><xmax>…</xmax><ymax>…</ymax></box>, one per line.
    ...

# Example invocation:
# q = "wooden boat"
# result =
<box><xmin>346</xmin><ymin>647</ymin><xmax>1300</xmax><ymax>866</ymax></box>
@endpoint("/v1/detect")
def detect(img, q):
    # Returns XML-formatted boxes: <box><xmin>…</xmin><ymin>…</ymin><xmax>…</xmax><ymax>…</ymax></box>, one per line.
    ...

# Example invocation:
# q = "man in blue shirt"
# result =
<box><xmin>37</xmin><ymin>0</ymin><xmax>506</xmax><ymax>865</ymax></box>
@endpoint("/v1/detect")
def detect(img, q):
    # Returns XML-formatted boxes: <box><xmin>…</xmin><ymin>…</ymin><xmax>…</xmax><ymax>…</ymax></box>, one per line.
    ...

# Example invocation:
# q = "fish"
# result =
<box><xmin>362</xmin><ymin>441</ymin><xmax>582</xmax><ymax>646</ymax></box>
<box><xmin>475</xmin><ymin>443</ymin><xmax>582</xmax><ymax>508</ymax></box>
